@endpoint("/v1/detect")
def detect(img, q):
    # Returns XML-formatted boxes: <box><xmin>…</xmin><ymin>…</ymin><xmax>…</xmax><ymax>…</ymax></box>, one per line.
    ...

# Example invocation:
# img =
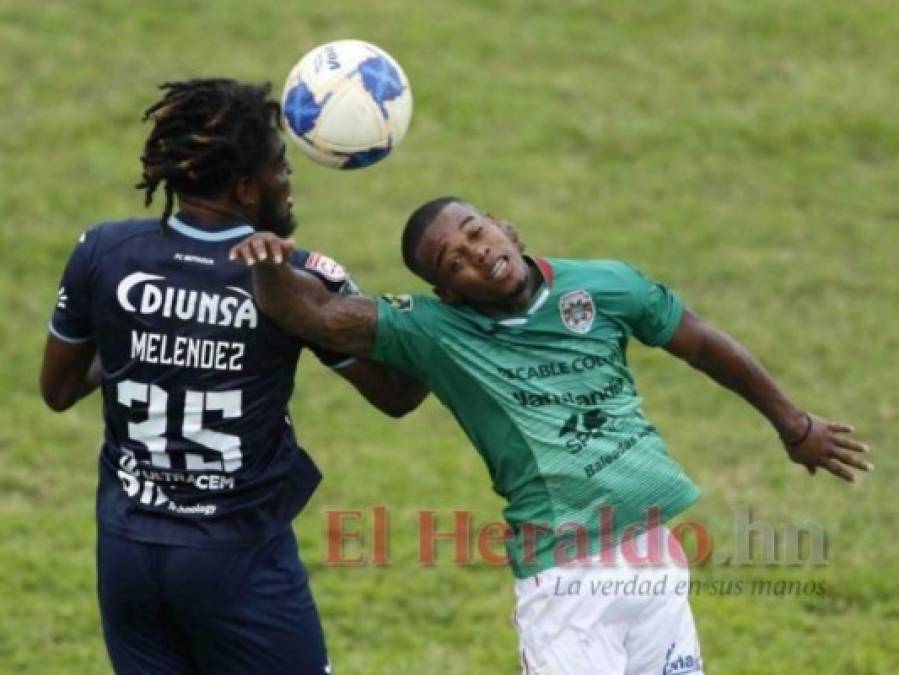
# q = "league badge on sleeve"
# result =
<box><xmin>383</xmin><ymin>293</ymin><xmax>413</xmax><ymax>311</ymax></box>
<box><xmin>559</xmin><ymin>289</ymin><xmax>595</xmax><ymax>334</ymax></box>
<box><xmin>305</xmin><ymin>252</ymin><xmax>347</xmax><ymax>282</ymax></box>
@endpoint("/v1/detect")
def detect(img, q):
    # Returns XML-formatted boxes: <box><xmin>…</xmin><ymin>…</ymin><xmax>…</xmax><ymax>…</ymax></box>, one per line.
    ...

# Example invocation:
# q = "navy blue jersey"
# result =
<box><xmin>50</xmin><ymin>214</ymin><xmax>357</xmax><ymax>548</ymax></box>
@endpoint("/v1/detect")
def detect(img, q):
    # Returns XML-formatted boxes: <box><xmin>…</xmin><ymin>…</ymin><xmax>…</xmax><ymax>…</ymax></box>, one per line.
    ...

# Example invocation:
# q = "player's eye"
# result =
<box><xmin>449</xmin><ymin>256</ymin><xmax>462</xmax><ymax>272</ymax></box>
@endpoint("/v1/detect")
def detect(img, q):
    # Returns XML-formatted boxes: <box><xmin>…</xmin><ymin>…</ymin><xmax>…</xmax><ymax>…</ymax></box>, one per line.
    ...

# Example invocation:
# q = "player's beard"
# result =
<box><xmin>257</xmin><ymin>188</ymin><xmax>296</xmax><ymax>237</ymax></box>
<box><xmin>501</xmin><ymin>257</ymin><xmax>539</xmax><ymax>309</ymax></box>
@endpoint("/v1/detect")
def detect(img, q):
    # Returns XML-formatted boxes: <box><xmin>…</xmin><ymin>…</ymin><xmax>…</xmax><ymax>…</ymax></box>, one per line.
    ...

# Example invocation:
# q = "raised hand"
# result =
<box><xmin>229</xmin><ymin>232</ymin><xmax>295</xmax><ymax>266</ymax></box>
<box><xmin>782</xmin><ymin>413</ymin><xmax>873</xmax><ymax>482</ymax></box>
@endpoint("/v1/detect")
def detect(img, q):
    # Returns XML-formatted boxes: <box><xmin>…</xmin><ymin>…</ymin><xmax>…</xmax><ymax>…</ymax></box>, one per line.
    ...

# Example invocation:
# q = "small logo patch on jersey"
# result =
<box><xmin>662</xmin><ymin>642</ymin><xmax>703</xmax><ymax>675</ymax></box>
<box><xmin>174</xmin><ymin>252</ymin><xmax>215</xmax><ymax>266</ymax></box>
<box><xmin>559</xmin><ymin>289</ymin><xmax>595</xmax><ymax>334</ymax></box>
<box><xmin>57</xmin><ymin>286</ymin><xmax>68</xmax><ymax>309</ymax></box>
<box><xmin>305</xmin><ymin>252</ymin><xmax>347</xmax><ymax>282</ymax></box>
<box><xmin>383</xmin><ymin>293</ymin><xmax>413</xmax><ymax>311</ymax></box>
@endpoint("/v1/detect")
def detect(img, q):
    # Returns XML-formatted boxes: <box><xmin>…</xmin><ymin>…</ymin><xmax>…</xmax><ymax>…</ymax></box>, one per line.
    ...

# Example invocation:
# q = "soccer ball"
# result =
<box><xmin>281</xmin><ymin>40</ymin><xmax>413</xmax><ymax>170</ymax></box>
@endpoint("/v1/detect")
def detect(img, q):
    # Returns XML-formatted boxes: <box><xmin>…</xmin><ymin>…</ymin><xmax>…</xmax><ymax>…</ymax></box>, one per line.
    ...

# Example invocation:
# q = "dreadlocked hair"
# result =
<box><xmin>136</xmin><ymin>78</ymin><xmax>282</xmax><ymax>228</ymax></box>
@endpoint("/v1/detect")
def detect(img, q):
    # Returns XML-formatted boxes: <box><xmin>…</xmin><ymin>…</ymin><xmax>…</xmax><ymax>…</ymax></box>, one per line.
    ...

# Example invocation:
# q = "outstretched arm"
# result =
<box><xmin>335</xmin><ymin>359</ymin><xmax>429</xmax><ymax>418</ymax></box>
<box><xmin>664</xmin><ymin>308</ymin><xmax>872</xmax><ymax>482</ymax></box>
<box><xmin>230</xmin><ymin>233</ymin><xmax>378</xmax><ymax>358</ymax></box>
<box><xmin>230</xmin><ymin>233</ymin><xmax>429</xmax><ymax>416</ymax></box>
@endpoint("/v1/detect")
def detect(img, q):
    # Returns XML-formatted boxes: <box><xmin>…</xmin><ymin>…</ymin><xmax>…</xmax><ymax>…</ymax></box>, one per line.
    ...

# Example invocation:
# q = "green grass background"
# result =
<box><xmin>1</xmin><ymin>0</ymin><xmax>897</xmax><ymax>672</ymax></box>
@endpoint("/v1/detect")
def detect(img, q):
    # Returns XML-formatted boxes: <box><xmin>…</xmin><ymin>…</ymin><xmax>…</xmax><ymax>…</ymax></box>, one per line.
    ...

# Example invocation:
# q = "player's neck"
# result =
<box><xmin>470</xmin><ymin>259</ymin><xmax>541</xmax><ymax>318</ymax></box>
<box><xmin>177</xmin><ymin>195</ymin><xmax>253</xmax><ymax>228</ymax></box>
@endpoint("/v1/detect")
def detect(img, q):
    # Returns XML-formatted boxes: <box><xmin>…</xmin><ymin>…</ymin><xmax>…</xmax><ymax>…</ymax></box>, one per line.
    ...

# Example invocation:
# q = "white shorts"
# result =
<box><xmin>513</xmin><ymin>527</ymin><xmax>703</xmax><ymax>675</ymax></box>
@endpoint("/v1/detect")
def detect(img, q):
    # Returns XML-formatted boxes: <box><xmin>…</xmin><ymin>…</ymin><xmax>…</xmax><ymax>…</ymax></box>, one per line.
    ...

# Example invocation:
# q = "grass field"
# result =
<box><xmin>2</xmin><ymin>1</ymin><xmax>897</xmax><ymax>672</ymax></box>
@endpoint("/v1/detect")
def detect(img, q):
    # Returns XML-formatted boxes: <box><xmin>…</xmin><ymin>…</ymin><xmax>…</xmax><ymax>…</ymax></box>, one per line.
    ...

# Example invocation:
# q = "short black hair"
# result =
<box><xmin>402</xmin><ymin>196</ymin><xmax>466</xmax><ymax>278</ymax></box>
<box><xmin>136</xmin><ymin>78</ymin><xmax>282</xmax><ymax>227</ymax></box>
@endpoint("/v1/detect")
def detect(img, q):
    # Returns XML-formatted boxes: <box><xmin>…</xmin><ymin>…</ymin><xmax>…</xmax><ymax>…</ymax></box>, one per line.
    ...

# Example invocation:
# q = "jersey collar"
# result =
<box><xmin>494</xmin><ymin>255</ymin><xmax>554</xmax><ymax>327</ymax></box>
<box><xmin>532</xmin><ymin>255</ymin><xmax>555</xmax><ymax>288</ymax></box>
<box><xmin>168</xmin><ymin>214</ymin><xmax>255</xmax><ymax>242</ymax></box>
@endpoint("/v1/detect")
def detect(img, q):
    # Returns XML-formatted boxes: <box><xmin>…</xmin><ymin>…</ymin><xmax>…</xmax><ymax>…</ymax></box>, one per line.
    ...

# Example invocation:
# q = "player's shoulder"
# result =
<box><xmin>547</xmin><ymin>257</ymin><xmax>643</xmax><ymax>288</ymax></box>
<box><xmin>80</xmin><ymin>217</ymin><xmax>160</xmax><ymax>254</ymax></box>
<box><xmin>546</xmin><ymin>258</ymin><xmax>658</xmax><ymax>316</ymax></box>
<box><xmin>378</xmin><ymin>291</ymin><xmax>453</xmax><ymax>327</ymax></box>
<box><xmin>62</xmin><ymin>218</ymin><xmax>160</xmax><ymax>271</ymax></box>
<box><xmin>380</xmin><ymin>292</ymin><xmax>440</xmax><ymax>313</ymax></box>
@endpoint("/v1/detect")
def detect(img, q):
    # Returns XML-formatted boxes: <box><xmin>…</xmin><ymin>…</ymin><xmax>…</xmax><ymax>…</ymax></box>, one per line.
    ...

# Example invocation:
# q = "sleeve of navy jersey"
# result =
<box><xmin>49</xmin><ymin>228</ymin><xmax>100</xmax><ymax>343</ymax></box>
<box><xmin>288</xmin><ymin>249</ymin><xmax>361</xmax><ymax>368</ymax></box>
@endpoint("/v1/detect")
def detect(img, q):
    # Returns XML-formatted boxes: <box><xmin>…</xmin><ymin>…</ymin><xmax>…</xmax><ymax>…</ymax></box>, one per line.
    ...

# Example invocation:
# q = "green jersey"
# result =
<box><xmin>371</xmin><ymin>257</ymin><xmax>701</xmax><ymax>577</ymax></box>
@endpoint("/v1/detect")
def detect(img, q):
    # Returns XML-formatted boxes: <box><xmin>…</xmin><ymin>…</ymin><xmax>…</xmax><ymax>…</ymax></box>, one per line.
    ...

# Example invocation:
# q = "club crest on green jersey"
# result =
<box><xmin>559</xmin><ymin>289</ymin><xmax>595</xmax><ymax>334</ymax></box>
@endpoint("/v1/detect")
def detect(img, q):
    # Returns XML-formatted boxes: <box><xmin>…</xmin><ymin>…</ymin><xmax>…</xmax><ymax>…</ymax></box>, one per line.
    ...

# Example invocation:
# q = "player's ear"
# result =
<box><xmin>233</xmin><ymin>175</ymin><xmax>260</xmax><ymax>209</ymax></box>
<box><xmin>434</xmin><ymin>285</ymin><xmax>462</xmax><ymax>304</ymax></box>
<box><xmin>491</xmin><ymin>215</ymin><xmax>525</xmax><ymax>253</ymax></box>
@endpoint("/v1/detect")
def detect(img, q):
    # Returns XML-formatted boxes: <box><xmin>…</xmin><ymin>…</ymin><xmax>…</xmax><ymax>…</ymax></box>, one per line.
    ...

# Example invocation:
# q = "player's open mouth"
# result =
<box><xmin>490</xmin><ymin>256</ymin><xmax>509</xmax><ymax>280</ymax></box>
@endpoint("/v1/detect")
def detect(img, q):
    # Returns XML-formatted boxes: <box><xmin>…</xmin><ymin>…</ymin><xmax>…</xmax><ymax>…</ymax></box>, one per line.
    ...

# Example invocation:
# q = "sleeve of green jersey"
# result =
<box><xmin>602</xmin><ymin>261</ymin><xmax>684</xmax><ymax>347</ymax></box>
<box><xmin>370</xmin><ymin>294</ymin><xmax>437</xmax><ymax>376</ymax></box>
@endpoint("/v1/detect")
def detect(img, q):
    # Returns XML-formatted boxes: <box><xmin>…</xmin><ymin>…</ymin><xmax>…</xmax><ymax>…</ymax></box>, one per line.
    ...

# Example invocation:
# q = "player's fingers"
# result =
<box><xmin>251</xmin><ymin>238</ymin><xmax>269</xmax><ymax>262</ymax></box>
<box><xmin>827</xmin><ymin>421</ymin><xmax>854</xmax><ymax>433</ymax></box>
<box><xmin>228</xmin><ymin>239</ymin><xmax>257</xmax><ymax>264</ymax></box>
<box><xmin>822</xmin><ymin>458</ymin><xmax>854</xmax><ymax>482</ymax></box>
<box><xmin>260</xmin><ymin>238</ymin><xmax>280</xmax><ymax>264</ymax></box>
<box><xmin>831</xmin><ymin>448</ymin><xmax>874</xmax><ymax>473</ymax></box>
<box><xmin>270</xmin><ymin>240</ymin><xmax>287</xmax><ymax>264</ymax></box>
<box><xmin>278</xmin><ymin>237</ymin><xmax>295</xmax><ymax>257</ymax></box>
<box><xmin>235</xmin><ymin>244</ymin><xmax>255</xmax><ymax>266</ymax></box>
<box><xmin>834</xmin><ymin>435</ymin><xmax>869</xmax><ymax>453</ymax></box>
<box><xmin>274</xmin><ymin>238</ymin><xmax>297</xmax><ymax>264</ymax></box>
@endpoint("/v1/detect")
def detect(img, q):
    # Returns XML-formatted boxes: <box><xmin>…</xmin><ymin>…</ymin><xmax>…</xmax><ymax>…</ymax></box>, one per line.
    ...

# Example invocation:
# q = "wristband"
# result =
<box><xmin>781</xmin><ymin>412</ymin><xmax>813</xmax><ymax>446</ymax></box>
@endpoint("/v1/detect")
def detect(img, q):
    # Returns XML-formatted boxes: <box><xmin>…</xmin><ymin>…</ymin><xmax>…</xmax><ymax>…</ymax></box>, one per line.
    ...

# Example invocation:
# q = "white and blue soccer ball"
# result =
<box><xmin>281</xmin><ymin>40</ymin><xmax>413</xmax><ymax>170</ymax></box>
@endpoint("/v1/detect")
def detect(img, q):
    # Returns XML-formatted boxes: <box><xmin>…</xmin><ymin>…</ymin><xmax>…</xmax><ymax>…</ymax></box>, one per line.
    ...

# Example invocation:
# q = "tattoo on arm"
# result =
<box><xmin>317</xmin><ymin>294</ymin><xmax>378</xmax><ymax>357</ymax></box>
<box><xmin>252</xmin><ymin>264</ymin><xmax>378</xmax><ymax>358</ymax></box>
